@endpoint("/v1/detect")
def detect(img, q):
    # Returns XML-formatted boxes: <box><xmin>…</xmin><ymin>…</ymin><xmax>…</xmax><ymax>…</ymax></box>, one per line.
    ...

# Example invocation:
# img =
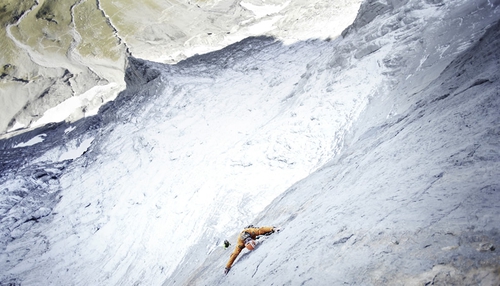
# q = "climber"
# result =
<box><xmin>224</xmin><ymin>225</ymin><xmax>279</xmax><ymax>274</ymax></box>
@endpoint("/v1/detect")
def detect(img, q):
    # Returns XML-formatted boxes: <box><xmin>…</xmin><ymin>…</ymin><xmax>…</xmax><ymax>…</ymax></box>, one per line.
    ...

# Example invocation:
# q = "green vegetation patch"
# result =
<box><xmin>14</xmin><ymin>0</ymin><xmax>74</xmax><ymax>54</ymax></box>
<box><xmin>74</xmin><ymin>0</ymin><xmax>121</xmax><ymax>61</ymax></box>
<box><xmin>99</xmin><ymin>0</ymin><xmax>141</xmax><ymax>39</ymax></box>
<box><xmin>99</xmin><ymin>0</ymin><xmax>170</xmax><ymax>41</ymax></box>
<box><xmin>35</xmin><ymin>0</ymin><xmax>72</xmax><ymax>25</ymax></box>
<box><xmin>0</xmin><ymin>0</ymin><xmax>37</xmax><ymax>64</ymax></box>
<box><xmin>35</xmin><ymin>0</ymin><xmax>57</xmax><ymax>23</ymax></box>
<box><xmin>0</xmin><ymin>0</ymin><xmax>37</xmax><ymax>27</ymax></box>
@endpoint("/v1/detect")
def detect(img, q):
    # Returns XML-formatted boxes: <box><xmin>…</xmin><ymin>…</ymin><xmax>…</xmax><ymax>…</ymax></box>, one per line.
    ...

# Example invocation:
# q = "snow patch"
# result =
<box><xmin>64</xmin><ymin>126</ymin><xmax>76</xmax><ymax>134</ymax></box>
<box><xmin>240</xmin><ymin>1</ymin><xmax>290</xmax><ymax>19</ymax></box>
<box><xmin>32</xmin><ymin>83</ymin><xmax>122</xmax><ymax>128</ymax></box>
<box><xmin>58</xmin><ymin>137</ymin><xmax>94</xmax><ymax>162</ymax></box>
<box><xmin>13</xmin><ymin>134</ymin><xmax>46</xmax><ymax>148</ymax></box>
<box><xmin>6</xmin><ymin>122</ymin><xmax>26</xmax><ymax>133</ymax></box>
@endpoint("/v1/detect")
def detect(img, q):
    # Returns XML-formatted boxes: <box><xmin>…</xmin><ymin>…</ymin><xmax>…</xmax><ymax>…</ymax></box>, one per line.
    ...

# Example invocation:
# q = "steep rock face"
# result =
<box><xmin>341</xmin><ymin>0</ymin><xmax>451</xmax><ymax>37</ymax></box>
<box><xmin>299</xmin><ymin>18</ymin><xmax>500</xmax><ymax>284</ymax></box>
<box><xmin>342</xmin><ymin>0</ymin><xmax>394</xmax><ymax>36</ymax></box>
<box><xmin>0</xmin><ymin>0</ymin><xmax>362</xmax><ymax>137</ymax></box>
<box><xmin>0</xmin><ymin>0</ymin><xmax>498</xmax><ymax>285</ymax></box>
<box><xmin>1</xmin><ymin>34</ymin><xmax>372</xmax><ymax>285</ymax></box>
<box><xmin>182</xmin><ymin>1</ymin><xmax>500</xmax><ymax>285</ymax></box>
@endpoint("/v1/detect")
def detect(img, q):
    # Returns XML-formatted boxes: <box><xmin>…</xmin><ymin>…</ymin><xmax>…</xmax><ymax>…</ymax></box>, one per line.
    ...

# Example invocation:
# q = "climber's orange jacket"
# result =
<box><xmin>225</xmin><ymin>226</ymin><xmax>275</xmax><ymax>269</ymax></box>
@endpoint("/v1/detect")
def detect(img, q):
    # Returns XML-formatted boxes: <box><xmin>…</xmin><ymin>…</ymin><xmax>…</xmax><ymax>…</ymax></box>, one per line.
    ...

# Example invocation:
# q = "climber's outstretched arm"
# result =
<box><xmin>256</xmin><ymin>226</ymin><xmax>276</xmax><ymax>236</ymax></box>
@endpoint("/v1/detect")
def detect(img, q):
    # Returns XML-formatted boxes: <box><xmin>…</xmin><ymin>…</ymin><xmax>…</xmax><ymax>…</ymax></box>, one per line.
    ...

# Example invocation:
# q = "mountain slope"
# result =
<box><xmin>0</xmin><ymin>28</ymin><xmax>372</xmax><ymax>286</ymax></box>
<box><xmin>0</xmin><ymin>0</ymin><xmax>499</xmax><ymax>285</ymax></box>
<box><xmin>180</xmin><ymin>0</ymin><xmax>500</xmax><ymax>285</ymax></box>
<box><xmin>0</xmin><ymin>0</ymin><xmax>361</xmax><ymax>136</ymax></box>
